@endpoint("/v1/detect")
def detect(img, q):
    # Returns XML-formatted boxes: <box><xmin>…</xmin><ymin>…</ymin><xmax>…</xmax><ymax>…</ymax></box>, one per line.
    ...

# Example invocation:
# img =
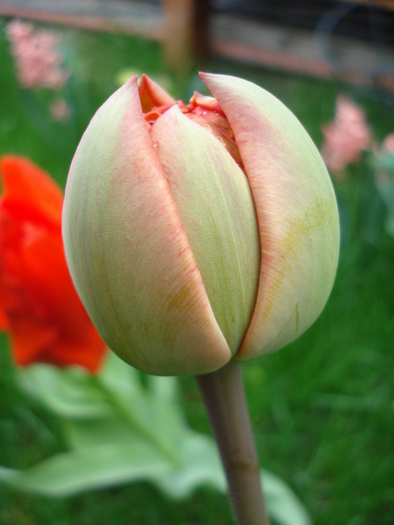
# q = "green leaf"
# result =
<box><xmin>98</xmin><ymin>351</ymin><xmax>141</xmax><ymax>399</ymax></box>
<box><xmin>0</xmin><ymin>442</ymin><xmax>170</xmax><ymax>497</ymax></box>
<box><xmin>262</xmin><ymin>471</ymin><xmax>312</xmax><ymax>525</ymax></box>
<box><xmin>10</xmin><ymin>353</ymin><xmax>311</xmax><ymax>524</ymax></box>
<box><xmin>373</xmin><ymin>153</ymin><xmax>394</xmax><ymax>174</ymax></box>
<box><xmin>18</xmin><ymin>364</ymin><xmax>111</xmax><ymax>419</ymax></box>
<box><xmin>63</xmin><ymin>417</ymin><xmax>141</xmax><ymax>450</ymax></box>
<box><xmin>154</xmin><ymin>433</ymin><xmax>226</xmax><ymax>498</ymax></box>
<box><xmin>96</xmin><ymin>355</ymin><xmax>187</xmax><ymax>457</ymax></box>
<box><xmin>0</xmin><ymin>436</ymin><xmax>310</xmax><ymax>525</ymax></box>
<box><xmin>148</xmin><ymin>374</ymin><xmax>179</xmax><ymax>404</ymax></box>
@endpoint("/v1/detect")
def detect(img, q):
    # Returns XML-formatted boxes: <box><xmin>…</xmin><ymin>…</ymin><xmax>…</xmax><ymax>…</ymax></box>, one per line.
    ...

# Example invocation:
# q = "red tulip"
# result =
<box><xmin>0</xmin><ymin>156</ymin><xmax>106</xmax><ymax>372</ymax></box>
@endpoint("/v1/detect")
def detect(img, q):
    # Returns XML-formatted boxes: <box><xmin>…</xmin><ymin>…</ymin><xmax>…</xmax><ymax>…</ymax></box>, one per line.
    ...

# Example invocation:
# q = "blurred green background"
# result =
<box><xmin>0</xmin><ymin>14</ymin><xmax>393</xmax><ymax>525</ymax></box>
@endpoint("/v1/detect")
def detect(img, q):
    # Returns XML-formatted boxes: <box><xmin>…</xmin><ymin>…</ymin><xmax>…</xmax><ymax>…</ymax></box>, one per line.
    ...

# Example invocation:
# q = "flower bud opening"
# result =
<box><xmin>143</xmin><ymin>92</ymin><xmax>244</xmax><ymax>168</ymax></box>
<box><xmin>142</xmin><ymin>85</ymin><xmax>261</xmax><ymax>358</ymax></box>
<box><xmin>63</xmin><ymin>72</ymin><xmax>340</xmax><ymax>376</ymax></box>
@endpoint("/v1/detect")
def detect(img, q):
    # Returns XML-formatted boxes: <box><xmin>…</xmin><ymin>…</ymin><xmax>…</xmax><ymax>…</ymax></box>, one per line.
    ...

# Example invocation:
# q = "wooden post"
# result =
<box><xmin>163</xmin><ymin>0</ymin><xmax>210</xmax><ymax>74</ymax></box>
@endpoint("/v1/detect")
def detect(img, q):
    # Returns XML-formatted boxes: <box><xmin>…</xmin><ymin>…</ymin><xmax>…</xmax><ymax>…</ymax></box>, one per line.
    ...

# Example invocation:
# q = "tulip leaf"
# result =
<box><xmin>147</xmin><ymin>374</ymin><xmax>179</xmax><ymax>404</ymax></box>
<box><xmin>18</xmin><ymin>364</ymin><xmax>112</xmax><ymax>419</ymax></box>
<box><xmin>17</xmin><ymin>352</ymin><xmax>179</xmax><ymax>422</ymax></box>
<box><xmin>262</xmin><ymin>471</ymin><xmax>312</xmax><ymax>525</ymax></box>
<box><xmin>98</xmin><ymin>350</ymin><xmax>142</xmax><ymax>398</ymax></box>
<box><xmin>6</xmin><ymin>353</ymin><xmax>311</xmax><ymax>525</ymax></box>
<box><xmin>0</xmin><ymin>437</ymin><xmax>310</xmax><ymax>525</ymax></box>
<box><xmin>98</xmin><ymin>354</ymin><xmax>185</xmax><ymax>453</ymax></box>
<box><xmin>153</xmin><ymin>432</ymin><xmax>226</xmax><ymax>498</ymax></box>
<box><xmin>0</xmin><ymin>442</ymin><xmax>170</xmax><ymax>496</ymax></box>
<box><xmin>62</xmin><ymin>417</ymin><xmax>140</xmax><ymax>450</ymax></box>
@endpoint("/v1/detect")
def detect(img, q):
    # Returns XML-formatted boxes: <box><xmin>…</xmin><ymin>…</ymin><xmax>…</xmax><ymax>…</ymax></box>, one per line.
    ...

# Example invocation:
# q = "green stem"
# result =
<box><xmin>196</xmin><ymin>360</ymin><xmax>270</xmax><ymax>525</ymax></box>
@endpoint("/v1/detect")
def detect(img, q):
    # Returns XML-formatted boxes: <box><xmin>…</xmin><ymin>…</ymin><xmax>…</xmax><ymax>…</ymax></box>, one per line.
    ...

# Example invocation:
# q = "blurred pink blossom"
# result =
<box><xmin>374</xmin><ymin>132</ymin><xmax>394</xmax><ymax>184</ymax></box>
<box><xmin>50</xmin><ymin>98</ymin><xmax>71</xmax><ymax>121</ymax></box>
<box><xmin>381</xmin><ymin>132</ymin><xmax>394</xmax><ymax>154</ymax></box>
<box><xmin>6</xmin><ymin>19</ymin><xmax>69</xmax><ymax>90</ymax></box>
<box><xmin>321</xmin><ymin>96</ymin><xmax>371</xmax><ymax>177</ymax></box>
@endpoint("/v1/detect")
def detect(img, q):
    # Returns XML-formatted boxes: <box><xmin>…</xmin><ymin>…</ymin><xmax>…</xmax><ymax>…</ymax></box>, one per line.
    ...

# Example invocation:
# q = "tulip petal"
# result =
<box><xmin>63</xmin><ymin>77</ymin><xmax>231</xmax><ymax>376</ymax></box>
<box><xmin>0</xmin><ymin>197</ymin><xmax>106</xmax><ymax>373</ymax></box>
<box><xmin>0</xmin><ymin>304</ymin><xmax>9</xmax><ymax>329</ymax></box>
<box><xmin>138</xmin><ymin>74</ymin><xmax>176</xmax><ymax>113</ymax></box>
<box><xmin>0</xmin><ymin>156</ymin><xmax>63</xmax><ymax>225</ymax></box>
<box><xmin>151</xmin><ymin>106</ymin><xmax>260</xmax><ymax>355</ymax></box>
<box><xmin>201</xmin><ymin>73</ymin><xmax>340</xmax><ymax>359</ymax></box>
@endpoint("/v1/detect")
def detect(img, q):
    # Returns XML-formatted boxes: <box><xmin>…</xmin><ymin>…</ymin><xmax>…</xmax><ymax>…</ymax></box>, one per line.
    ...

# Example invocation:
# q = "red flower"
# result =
<box><xmin>0</xmin><ymin>156</ymin><xmax>106</xmax><ymax>372</ymax></box>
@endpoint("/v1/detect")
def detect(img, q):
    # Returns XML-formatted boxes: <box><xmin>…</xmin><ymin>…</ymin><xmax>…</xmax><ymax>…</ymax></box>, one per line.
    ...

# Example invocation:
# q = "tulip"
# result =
<box><xmin>63</xmin><ymin>73</ymin><xmax>339</xmax><ymax>377</ymax></box>
<box><xmin>0</xmin><ymin>156</ymin><xmax>106</xmax><ymax>372</ymax></box>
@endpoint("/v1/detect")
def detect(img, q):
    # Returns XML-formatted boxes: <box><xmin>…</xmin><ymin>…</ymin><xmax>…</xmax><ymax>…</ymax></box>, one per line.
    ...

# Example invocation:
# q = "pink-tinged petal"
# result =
<box><xmin>201</xmin><ymin>73</ymin><xmax>340</xmax><ymax>359</ymax></box>
<box><xmin>189</xmin><ymin>92</ymin><xmax>225</xmax><ymax>115</ymax></box>
<box><xmin>151</xmin><ymin>106</ymin><xmax>260</xmax><ymax>356</ymax></box>
<box><xmin>63</xmin><ymin>76</ymin><xmax>231</xmax><ymax>376</ymax></box>
<box><xmin>138</xmin><ymin>74</ymin><xmax>176</xmax><ymax>113</ymax></box>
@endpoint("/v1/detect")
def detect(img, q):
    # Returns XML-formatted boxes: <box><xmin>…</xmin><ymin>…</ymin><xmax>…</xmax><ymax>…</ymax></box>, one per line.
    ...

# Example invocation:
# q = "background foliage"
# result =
<box><xmin>0</xmin><ymin>17</ymin><xmax>393</xmax><ymax>525</ymax></box>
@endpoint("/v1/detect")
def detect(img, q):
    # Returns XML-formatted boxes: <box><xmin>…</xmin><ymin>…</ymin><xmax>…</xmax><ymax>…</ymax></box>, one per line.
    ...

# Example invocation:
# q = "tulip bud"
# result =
<box><xmin>63</xmin><ymin>73</ymin><xmax>339</xmax><ymax>376</ymax></box>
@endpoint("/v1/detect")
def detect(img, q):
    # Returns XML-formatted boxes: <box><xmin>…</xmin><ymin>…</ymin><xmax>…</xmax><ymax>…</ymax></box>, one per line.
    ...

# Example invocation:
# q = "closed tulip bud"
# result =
<box><xmin>62</xmin><ymin>73</ymin><xmax>339</xmax><ymax>376</ymax></box>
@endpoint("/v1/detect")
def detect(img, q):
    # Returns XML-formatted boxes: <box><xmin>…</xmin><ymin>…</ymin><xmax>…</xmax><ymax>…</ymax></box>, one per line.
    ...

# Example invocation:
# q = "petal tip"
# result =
<box><xmin>199</xmin><ymin>71</ymin><xmax>213</xmax><ymax>84</ymax></box>
<box><xmin>124</xmin><ymin>75</ymin><xmax>138</xmax><ymax>88</ymax></box>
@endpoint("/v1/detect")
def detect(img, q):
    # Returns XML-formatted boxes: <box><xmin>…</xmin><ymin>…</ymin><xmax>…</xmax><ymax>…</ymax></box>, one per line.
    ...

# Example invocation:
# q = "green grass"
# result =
<box><xmin>0</xmin><ymin>17</ymin><xmax>393</xmax><ymax>525</ymax></box>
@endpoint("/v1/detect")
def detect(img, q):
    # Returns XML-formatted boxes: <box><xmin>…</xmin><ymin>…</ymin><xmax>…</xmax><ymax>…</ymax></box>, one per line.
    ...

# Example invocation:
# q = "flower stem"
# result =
<box><xmin>196</xmin><ymin>360</ymin><xmax>270</xmax><ymax>525</ymax></box>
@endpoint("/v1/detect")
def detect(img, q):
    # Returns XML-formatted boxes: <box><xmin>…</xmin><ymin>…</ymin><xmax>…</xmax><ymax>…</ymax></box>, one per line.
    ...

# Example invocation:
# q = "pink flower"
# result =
<box><xmin>381</xmin><ymin>133</ymin><xmax>394</xmax><ymax>154</ymax></box>
<box><xmin>6</xmin><ymin>20</ymin><xmax>69</xmax><ymax>90</ymax></box>
<box><xmin>321</xmin><ymin>96</ymin><xmax>371</xmax><ymax>177</ymax></box>
<box><xmin>373</xmin><ymin>132</ymin><xmax>394</xmax><ymax>184</ymax></box>
<box><xmin>50</xmin><ymin>98</ymin><xmax>71</xmax><ymax>121</ymax></box>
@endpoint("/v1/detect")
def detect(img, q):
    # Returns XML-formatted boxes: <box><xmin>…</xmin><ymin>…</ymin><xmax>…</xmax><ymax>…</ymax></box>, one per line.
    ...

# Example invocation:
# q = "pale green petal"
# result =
<box><xmin>151</xmin><ymin>106</ymin><xmax>260</xmax><ymax>355</ymax></box>
<box><xmin>63</xmin><ymin>77</ymin><xmax>231</xmax><ymax>375</ymax></box>
<box><xmin>201</xmin><ymin>73</ymin><xmax>340</xmax><ymax>359</ymax></box>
